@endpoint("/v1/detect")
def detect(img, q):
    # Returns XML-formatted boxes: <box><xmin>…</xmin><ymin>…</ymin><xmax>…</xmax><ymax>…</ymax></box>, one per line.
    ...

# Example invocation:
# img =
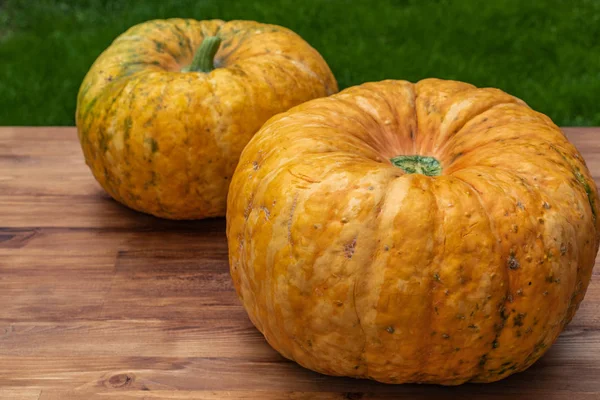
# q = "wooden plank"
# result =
<box><xmin>1</xmin><ymin>321</ymin><xmax>599</xmax><ymax>392</ymax></box>
<box><xmin>0</xmin><ymin>389</ymin><xmax>41</xmax><ymax>400</ymax></box>
<box><xmin>0</xmin><ymin>225</ymin><xmax>235</xmax><ymax>322</ymax></box>
<box><xmin>0</xmin><ymin>320</ymin><xmax>273</xmax><ymax>359</ymax></box>
<box><xmin>1</xmin><ymin>127</ymin><xmax>600</xmax><ymax>398</ymax></box>
<box><xmin>35</xmin><ymin>391</ymin><xmax>600</xmax><ymax>400</ymax></box>
<box><xmin>2</xmin><ymin>343</ymin><xmax>599</xmax><ymax>395</ymax></box>
<box><xmin>0</xmin><ymin>229</ymin><xmax>119</xmax><ymax>322</ymax></box>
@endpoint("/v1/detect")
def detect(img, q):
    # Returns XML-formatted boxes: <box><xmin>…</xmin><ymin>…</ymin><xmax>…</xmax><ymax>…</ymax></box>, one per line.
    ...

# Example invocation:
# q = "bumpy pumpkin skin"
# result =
<box><xmin>227</xmin><ymin>79</ymin><xmax>600</xmax><ymax>384</ymax></box>
<box><xmin>76</xmin><ymin>19</ymin><xmax>337</xmax><ymax>219</ymax></box>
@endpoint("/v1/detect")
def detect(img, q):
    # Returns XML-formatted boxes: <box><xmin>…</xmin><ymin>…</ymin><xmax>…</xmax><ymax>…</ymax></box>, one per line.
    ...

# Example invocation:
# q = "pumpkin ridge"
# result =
<box><xmin>360</xmin><ymin>83</ymin><xmax>412</xmax><ymax>153</ymax></box>
<box><xmin>352</xmin><ymin>271</ymin><xmax>367</xmax><ymax>378</ymax></box>
<box><xmin>421</xmin><ymin>176</ymin><xmax>444</xmax><ymax>382</ymax></box>
<box><xmin>436</xmin><ymin>100</ymin><xmax>521</xmax><ymax>156</ymax></box>
<box><xmin>328</xmin><ymin>96</ymin><xmax>394</xmax><ymax>157</ymax></box>
<box><xmin>452</xmin><ymin>174</ymin><xmax>508</xmax><ymax>379</ymax></box>
<box><xmin>444</xmin><ymin>137</ymin><xmax>582</xmax><ymax>177</ymax></box>
<box><xmin>549</xmin><ymin>143</ymin><xmax>598</xmax><ymax>222</ymax></box>
<box><xmin>470</xmin><ymin>167</ymin><xmax>564</xmax><ymax>380</ymax></box>
<box><xmin>169</xmin><ymin>21</ymin><xmax>193</xmax><ymax>60</ymax></box>
<box><xmin>270</xmin><ymin>54</ymin><xmax>327</xmax><ymax>91</ymax></box>
<box><xmin>354</xmin><ymin>174</ymin><xmax>395</xmax><ymax>378</ymax></box>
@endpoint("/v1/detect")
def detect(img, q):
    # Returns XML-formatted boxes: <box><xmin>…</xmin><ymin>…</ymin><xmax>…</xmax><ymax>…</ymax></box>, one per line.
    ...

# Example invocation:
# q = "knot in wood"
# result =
<box><xmin>107</xmin><ymin>373</ymin><xmax>134</xmax><ymax>388</ymax></box>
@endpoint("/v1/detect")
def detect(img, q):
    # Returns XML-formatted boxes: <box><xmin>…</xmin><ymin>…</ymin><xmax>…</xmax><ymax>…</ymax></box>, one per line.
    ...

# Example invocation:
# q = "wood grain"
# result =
<box><xmin>1</xmin><ymin>127</ymin><xmax>599</xmax><ymax>399</ymax></box>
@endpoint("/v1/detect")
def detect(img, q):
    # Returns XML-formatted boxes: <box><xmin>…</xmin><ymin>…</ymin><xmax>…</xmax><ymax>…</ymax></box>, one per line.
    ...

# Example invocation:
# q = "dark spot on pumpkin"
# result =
<box><xmin>451</xmin><ymin>152</ymin><xmax>464</xmax><ymax>163</ymax></box>
<box><xmin>528</xmin><ymin>282</ymin><xmax>532</xmax><ymax>286</ymax></box>
<box><xmin>494</xmin><ymin>322</ymin><xmax>505</xmax><ymax>332</ymax></box>
<box><xmin>98</xmin><ymin>128</ymin><xmax>109</xmax><ymax>153</ymax></box>
<box><xmin>144</xmin><ymin>171</ymin><xmax>157</xmax><ymax>189</ymax></box>
<box><xmin>145</xmin><ymin>137</ymin><xmax>159</xmax><ymax>153</ymax></box>
<box><xmin>543</xmin><ymin>202</ymin><xmax>551</xmax><ymax>209</ymax></box>
<box><xmin>560</xmin><ymin>243</ymin><xmax>567</xmax><ymax>255</ymax></box>
<box><xmin>508</xmin><ymin>255</ymin><xmax>520</xmax><ymax>270</ymax></box>
<box><xmin>442</xmin><ymin>333</ymin><xmax>450</xmax><ymax>339</ymax></box>
<box><xmin>492</xmin><ymin>341</ymin><xmax>499</xmax><ymax>349</ymax></box>
<box><xmin>344</xmin><ymin>237</ymin><xmax>357</xmax><ymax>259</ymax></box>
<box><xmin>468</xmin><ymin>324</ymin><xmax>478</xmax><ymax>330</ymax></box>
<box><xmin>368</xmin><ymin>186</ymin><xmax>374</xmax><ymax>191</ymax></box>
<box><xmin>385</xmin><ymin>326</ymin><xmax>395</xmax><ymax>334</ymax></box>
<box><xmin>574</xmin><ymin>169</ymin><xmax>596</xmax><ymax>221</ymax></box>
<box><xmin>383</xmin><ymin>245</ymin><xmax>389</xmax><ymax>251</ymax></box>
<box><xmin>543</xmin><ymin>291</ymin><xmax>549</xmax><ymax>296</ymax></box>
<box><xmin>545</xmin><ymin>275</ymin><xmax>554</xmax><ymax>283</ymax></box>
<box><xmin>479</xmin><ymin>354</ymin><xmax>488</xmax><ymax>367</ymax></box>
<box><xmin>513</xmin><ymin>313</ymin><xmax>526</xmax><ymax>327</ymax></box>
<box><xmin>434</xmin><ymin>306</ymin><xmax>439</xmax><ymax>315</ymax></box>
<box><xmin>456</xmin><ymin>313</ymin><xmax>465</xmax><ymax>320</ymax></box>
<box><xmin>433</xmin><ymin>272</ymin><xmax>441</xmax><ymax>282</ymax></box>
<box><xmin>516</xmin><ymin>201</ymin><xmax>525</xmax><ymax>210</ymax></box>
<box><xmin>123</xmin><ymin>116</ymin><xmax>132</xmax><ymax>143</ymax></box>
<box><xmin>252</xmin><ymin>161</ymin><xmax>259</xmax><ymax>171</ymax></box>
<box><xmin>534</xmin><ymin>341</ymin><xmax>547</xmax><ymax>352</ymax></box>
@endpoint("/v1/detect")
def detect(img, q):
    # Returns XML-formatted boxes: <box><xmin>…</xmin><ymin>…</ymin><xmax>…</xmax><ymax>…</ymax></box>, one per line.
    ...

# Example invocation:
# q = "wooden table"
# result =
<box><xmin>1</xmin><ymin>127</ymin><xmax>599</xmax><ymax>400</ymax></box>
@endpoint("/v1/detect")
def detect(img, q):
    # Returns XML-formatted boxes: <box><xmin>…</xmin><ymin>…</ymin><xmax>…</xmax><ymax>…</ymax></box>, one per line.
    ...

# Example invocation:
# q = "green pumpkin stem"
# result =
<box><xmin>390</xmin><ymin>155</ymin><xmax>442</xmax><ymax>176</ymax></box>
<box><xmin>184</xmin><ymin>36</ymin><xmax>222</xmax><ymax>73</ymax></box>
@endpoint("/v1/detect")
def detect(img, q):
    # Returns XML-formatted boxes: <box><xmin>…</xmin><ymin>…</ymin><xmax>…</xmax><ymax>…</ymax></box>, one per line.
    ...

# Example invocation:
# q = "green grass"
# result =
<box><xmin>1</xmin><ymin>0</ymin><xmax>600</xmax><ymax>126</ymax></box>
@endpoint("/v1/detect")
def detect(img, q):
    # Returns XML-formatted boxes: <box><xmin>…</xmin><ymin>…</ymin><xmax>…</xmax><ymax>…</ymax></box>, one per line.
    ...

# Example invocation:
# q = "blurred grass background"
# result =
<box><xmin>0</xmin><ymin>0</ymin><xmax>599</xmax><ymax>126</ymax></box>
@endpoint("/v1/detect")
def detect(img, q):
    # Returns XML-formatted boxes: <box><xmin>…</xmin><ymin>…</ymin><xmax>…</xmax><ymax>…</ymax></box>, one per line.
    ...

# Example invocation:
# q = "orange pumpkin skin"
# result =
<box><xmin>76</xmin><ymin>19</ymin><xmax>337</xmax><ymax>219</ymax></box>
<box><xmin>227</xmin><ymin>79</ymin><xmax>600</xmax><ymax>384</ymax></box>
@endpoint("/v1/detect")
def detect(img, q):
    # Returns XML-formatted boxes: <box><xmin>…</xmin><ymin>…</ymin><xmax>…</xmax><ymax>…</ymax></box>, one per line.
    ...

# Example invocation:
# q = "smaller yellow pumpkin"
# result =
<box><xmin>76</xmin><ymin>19</ymin><xmax>337</xmax><ymax>219</ymax></box>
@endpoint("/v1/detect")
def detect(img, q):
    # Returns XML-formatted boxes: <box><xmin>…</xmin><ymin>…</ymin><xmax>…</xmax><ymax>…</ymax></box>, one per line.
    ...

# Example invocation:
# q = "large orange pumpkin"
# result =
<box><xmin>76</xmin><ymin>19</ymin><xmax>337</xmax><ymax>219</ymax></box>
<box><xmin>227</xmin><ymin>79</ymin><xmax>600</xmax><ymax>384</ymax></box>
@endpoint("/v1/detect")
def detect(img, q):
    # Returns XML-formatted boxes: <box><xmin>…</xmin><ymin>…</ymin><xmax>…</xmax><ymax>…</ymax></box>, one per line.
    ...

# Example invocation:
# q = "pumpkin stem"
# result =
<box><xmin>183</xmin><ymin>36</ymin><xmax>222</xmax><ymax>73</ymax></box>
<box><xmin>390</xmin><ymin>155</ymin><xmax>442</xmax><ymax>176</ymax></box>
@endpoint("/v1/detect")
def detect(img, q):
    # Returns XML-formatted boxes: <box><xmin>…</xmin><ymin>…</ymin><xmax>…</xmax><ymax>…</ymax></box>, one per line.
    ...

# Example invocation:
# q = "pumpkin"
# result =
<box><xmin>76</xmin><ymin>19</ymin><xmax>337</xmax><ymax>219</ymax></box>
<box><xmin>227</xmin><ymin>79</ymin><xmax>600</xmax><ymax>384</ymax></box>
